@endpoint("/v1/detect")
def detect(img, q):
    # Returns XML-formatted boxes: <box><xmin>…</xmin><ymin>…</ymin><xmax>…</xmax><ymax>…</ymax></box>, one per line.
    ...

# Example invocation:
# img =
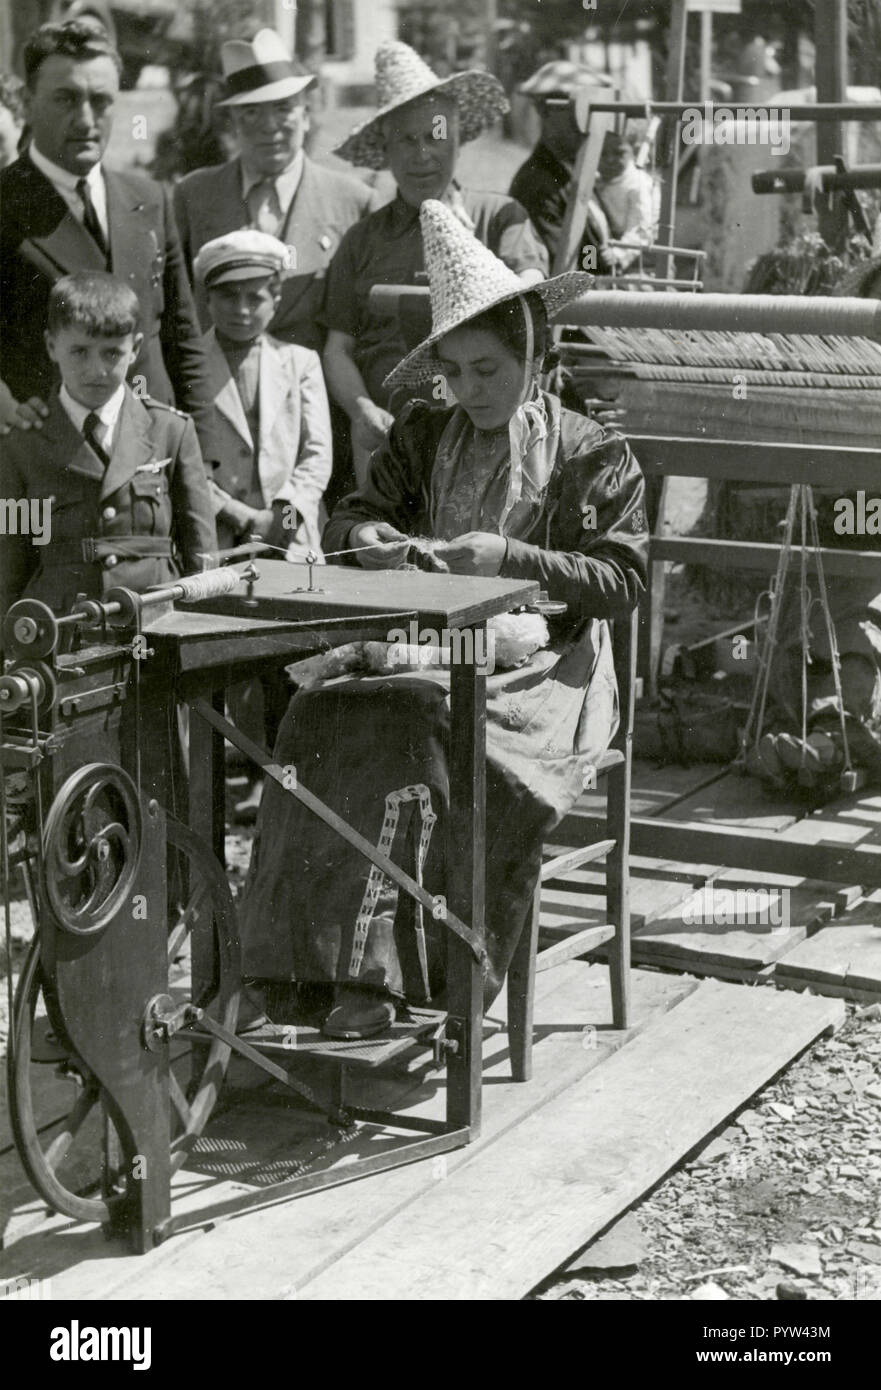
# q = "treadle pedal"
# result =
<box><xmin>233</xmin><ymin>1008</ymin><xmax>448</xmax><ymax>1069</ymax></box>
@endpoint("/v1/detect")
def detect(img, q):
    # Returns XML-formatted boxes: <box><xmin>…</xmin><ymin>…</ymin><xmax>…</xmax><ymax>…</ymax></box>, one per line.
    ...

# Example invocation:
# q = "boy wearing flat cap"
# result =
<box><xmin>195</xmin><ymin>229</ymin><xmax>333</xmax><ymax>819</ymax></box>
<box><xmin>194</xmin><ymin>229</ymin><xmax>332</xmax><ymax>557</ymax></box>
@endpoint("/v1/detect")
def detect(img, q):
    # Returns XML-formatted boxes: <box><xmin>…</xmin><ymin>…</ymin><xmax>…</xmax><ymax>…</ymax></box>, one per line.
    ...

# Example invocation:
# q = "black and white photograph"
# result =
<box><xmin>0</xmin><ymin>0</ymin><xmax>879</xmax><ymax>1335</ymax></box>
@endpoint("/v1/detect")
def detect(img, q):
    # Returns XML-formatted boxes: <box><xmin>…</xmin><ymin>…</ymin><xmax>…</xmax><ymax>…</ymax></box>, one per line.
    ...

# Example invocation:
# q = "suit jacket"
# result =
<box><xmin>0</xmin><ymin>386</ymin><xmax>217</xmax><ymax>615</ymax></box>
<box><xmin>0</xmin><ymin>152</ymin><xmax>218</xmax><ymax>459</ymax></box>
<box><xmin>174</xmin><ymin>155</ymin><xmax>378</xmax><ymax>351</ymax></box>
<box><xmin>204</xmin><ymin>328</ymin><xmax>332</xmax><ymax>552</ymax></box>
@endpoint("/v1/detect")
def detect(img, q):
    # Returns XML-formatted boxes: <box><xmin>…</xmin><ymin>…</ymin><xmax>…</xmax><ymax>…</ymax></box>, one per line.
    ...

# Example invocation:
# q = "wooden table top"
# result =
<box><xmin>179</xmin><ymin>559</ymin><xmax>539</xmax><ymax>630</ymax></box>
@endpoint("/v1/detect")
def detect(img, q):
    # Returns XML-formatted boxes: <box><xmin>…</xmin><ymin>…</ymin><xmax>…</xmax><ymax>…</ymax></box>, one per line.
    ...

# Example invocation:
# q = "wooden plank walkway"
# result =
<box><xmin>0</xmin><ymin>970</ymin><xmax>842</xmax><ymax>1300</ymax></box>
<box><xmin>545</xmin><ymin>761</ymin><xmax>881</xmax><ymax>1000</ymax></box>
<box><xmin>296</xmin><ymin>983</ymin><xmax>843</xmax><ymax>1301</ymax></box>
<box><xmin>0</xmin><ymin>963</ymin><xmax>690</xmax><ymax>1295</ymax></box>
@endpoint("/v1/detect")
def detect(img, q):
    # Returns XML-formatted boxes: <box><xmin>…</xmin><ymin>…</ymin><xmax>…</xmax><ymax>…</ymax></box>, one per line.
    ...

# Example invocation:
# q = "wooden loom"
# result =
<box><xmin>551</xmin><ymin>288</ymin><xmax>881</xmax><ymax>894</ymax></box>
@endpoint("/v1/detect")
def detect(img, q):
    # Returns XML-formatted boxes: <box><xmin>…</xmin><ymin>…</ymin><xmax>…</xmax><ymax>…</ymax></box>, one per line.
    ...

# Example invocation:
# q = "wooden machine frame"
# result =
<box><xmin>1</xmin><ymin>561</ymin><xmax>537</xmax><ymax>1251</ymax></box>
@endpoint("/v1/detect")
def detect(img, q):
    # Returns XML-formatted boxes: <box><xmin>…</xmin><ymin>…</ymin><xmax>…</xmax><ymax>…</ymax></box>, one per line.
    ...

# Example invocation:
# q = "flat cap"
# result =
<box><xmin>193</xmin><ymin>230</ymin><xmax>292</xmax><ymax>288</ymax></box>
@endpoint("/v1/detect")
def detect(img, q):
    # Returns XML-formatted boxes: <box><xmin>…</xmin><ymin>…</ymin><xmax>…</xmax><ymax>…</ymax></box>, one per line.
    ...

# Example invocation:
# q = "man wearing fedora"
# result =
<box><xmin>320</xmin><ymin>40</ymin><xmax>549</xmax><ymax>486</ymax></box>
<box><xmin>0</xmin><ymin>17</ymin><xmax>216</xmax><ymax>455</ymax></box>
<box><xmin>174</xmin><ymin>28</ymin><xmax>378</xmax><ymax>356</ymax></box>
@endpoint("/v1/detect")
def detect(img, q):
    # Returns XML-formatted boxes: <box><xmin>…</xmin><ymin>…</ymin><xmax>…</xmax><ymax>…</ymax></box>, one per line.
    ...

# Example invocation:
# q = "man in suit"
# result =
<box><xmin>0</xmin><ymin>17</ymin><xmax>216</xmax><ymax>458</ymax></box>
<box><xmin>174</xmin><ymin>28</ymin><xmax>378</xmax><ymax>354</ymax></box>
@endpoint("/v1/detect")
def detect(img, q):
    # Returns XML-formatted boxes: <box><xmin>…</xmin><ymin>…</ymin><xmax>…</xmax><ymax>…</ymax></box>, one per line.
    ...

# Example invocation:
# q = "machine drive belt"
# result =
<box><xmin>39</xmin><ymin>537</ymin><xmax>174</xmax><ymax>564</ymax></box>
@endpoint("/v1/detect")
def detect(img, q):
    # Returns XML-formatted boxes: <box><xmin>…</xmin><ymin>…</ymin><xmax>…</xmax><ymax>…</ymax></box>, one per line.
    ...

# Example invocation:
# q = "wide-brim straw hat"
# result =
<box><xmin>217</xmin><ymin>28</ymin><xmax>316</xmax><ymax>107</ymax></box>
<box><xmin>383</xmin><ymin>200</ymin><xmax>592</xmax><ymax>392</ymax></box>
<box><xmin>334</xmin><ymin>40</ymin><xmax>509</xmax><ymax>170</ymax></box>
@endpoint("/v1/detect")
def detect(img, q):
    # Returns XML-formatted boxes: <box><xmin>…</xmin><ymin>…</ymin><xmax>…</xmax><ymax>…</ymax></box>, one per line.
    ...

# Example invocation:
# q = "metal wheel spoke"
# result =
<box><xmin>42</xmin><ymin>1086</ymin><xmax>100</xmax><ymax>1171</ymax></box>
<box><xmin>168</xmin><ymin>1069</ymin><xmax>192</xmax><ymax>1129</ymax></box>
<box><xmin>167</xmin><ymin>882</ymin><xmax>208</xmax><ymax>961</ymax></box>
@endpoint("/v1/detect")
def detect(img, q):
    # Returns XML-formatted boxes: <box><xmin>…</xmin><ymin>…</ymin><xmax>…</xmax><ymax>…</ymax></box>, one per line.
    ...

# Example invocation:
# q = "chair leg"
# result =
<box><xmin>507</xmin><ymin>881</ymin><xmax>541</xmax><ymax>1081</ymax></box>
<box><xmin>606</xmin><ymin>759</ymin><xmax>632</xmax><ymax>1030</ymax></box>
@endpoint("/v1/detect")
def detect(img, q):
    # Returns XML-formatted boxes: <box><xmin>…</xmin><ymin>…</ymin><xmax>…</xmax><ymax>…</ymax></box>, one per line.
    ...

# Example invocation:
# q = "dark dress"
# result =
<box><xmin>238</xmin><ymin>396</ymin><xmax>647</xmax><ymax>1005</ymax></box>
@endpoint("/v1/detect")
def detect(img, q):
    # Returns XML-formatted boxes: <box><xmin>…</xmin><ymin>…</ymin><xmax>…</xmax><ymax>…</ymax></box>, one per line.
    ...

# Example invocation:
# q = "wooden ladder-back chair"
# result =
<box><xmin>506</xmin><ymin>607</ymin><xmax>638</xmax><ymax>1081</ymax></box>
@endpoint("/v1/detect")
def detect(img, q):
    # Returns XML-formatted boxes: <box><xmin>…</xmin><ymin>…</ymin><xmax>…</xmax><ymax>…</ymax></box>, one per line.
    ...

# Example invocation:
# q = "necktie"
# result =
<box><xmin>83</xmin><ymin>411</ymin><xmax>110</xmax><ymax>467</ymax></box>
<box><xmin>248</xmin><ymin>177</ymin><xmax>283</xmax><ymax>236</ymax></box>
<box><xmin>76</xmin><ymin>177</ymin><xmax>108</xmax><ymax>259</ymax></box>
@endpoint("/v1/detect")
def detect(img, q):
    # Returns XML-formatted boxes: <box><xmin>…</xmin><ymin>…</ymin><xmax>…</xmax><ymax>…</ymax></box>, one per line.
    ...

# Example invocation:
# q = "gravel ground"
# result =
<box><xmin>536</xmin><ymin>1002</ymin><xmax>881</xmax><ymax>1302</ymax></box>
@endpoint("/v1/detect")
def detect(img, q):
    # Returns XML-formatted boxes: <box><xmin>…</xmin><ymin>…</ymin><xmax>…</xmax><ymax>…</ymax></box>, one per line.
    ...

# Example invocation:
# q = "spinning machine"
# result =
<box><xmin>1</xmin><ymin>560</ymin><xmax>537</xmax><ymax>1252</ymax></box>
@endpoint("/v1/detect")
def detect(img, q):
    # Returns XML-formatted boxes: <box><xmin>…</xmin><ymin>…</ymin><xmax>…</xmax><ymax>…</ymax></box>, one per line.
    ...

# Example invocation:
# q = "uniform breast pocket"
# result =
<box><xmin>130</xmin><ymin>471</ymin><xmax>171</xmax><ymax>534</ymax></box>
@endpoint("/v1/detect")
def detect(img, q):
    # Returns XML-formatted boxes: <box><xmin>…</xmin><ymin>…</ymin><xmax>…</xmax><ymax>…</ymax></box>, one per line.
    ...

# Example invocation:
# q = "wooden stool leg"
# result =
<box><xmin>508</xmin><ymin>883</ymin><xmax>541</xmax><ymax>1081</ymax></box>
<box><xmin>606</xmin><ymin>758</ymin><xmax>631</xmax><ymax>1030</ymax></box>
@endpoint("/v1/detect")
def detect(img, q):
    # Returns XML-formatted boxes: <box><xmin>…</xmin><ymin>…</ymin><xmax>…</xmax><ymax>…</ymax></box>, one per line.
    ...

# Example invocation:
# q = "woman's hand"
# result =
<box><xmin>436</xmin><ymin>531</ymin><xmax>507</xmax><ymax>577</ymax></box>
<box><xmin>349</xmin><ymin>521</ymin><xmax>410</xmax><ymax>569</ymax></box>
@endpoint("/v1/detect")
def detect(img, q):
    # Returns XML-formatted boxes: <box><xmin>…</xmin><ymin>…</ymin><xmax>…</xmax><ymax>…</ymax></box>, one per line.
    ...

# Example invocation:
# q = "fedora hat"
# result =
<box><xmin>334</xmin><ymin>41</ymin><xmax>508</xmax><ymax>170</ymax></box>
<box><xmin>383</xmin><ymin>200</ymin><xmax>591</xmax><ymax>392</ymax></box>
<box><xmin>217</xmin><ymin>28</ymin><xmax>316</xmax><ymax>107</ymax></box>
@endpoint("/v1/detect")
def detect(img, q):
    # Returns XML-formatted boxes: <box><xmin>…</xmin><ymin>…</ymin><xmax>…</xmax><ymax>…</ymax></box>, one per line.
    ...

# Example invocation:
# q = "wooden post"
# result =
<box><xmin>273</xmin><ymin>0</ymin><xmax>297</xmax><ymax>53</ymax></box>
<box><xmin>446</xmin><ymin>638</ymin><xmax>486</xmax><ymax>1135</ymax></box>
<box><xmin>187</xmin><ymin>689</ymin><xmax>225</xmax><ymax>1073</ymax></box>
<box><xmin>657</xmin><ymin>0</ymin><xmax>689</xmax><ymax>281</ymax></box>
<box><xmin>607</xmin><ymin>616</ymin><xmax>637</xmax><ymax>1030</ymax></box>
<box><xmin>815</xmin><ymin>0</ymin><xmax>849</xmax><ymax>251</ymax></box>
<box><xmin>554</xmin><ymin>87</ymin><xmax>616</xmax><ymax>277</ymax></box>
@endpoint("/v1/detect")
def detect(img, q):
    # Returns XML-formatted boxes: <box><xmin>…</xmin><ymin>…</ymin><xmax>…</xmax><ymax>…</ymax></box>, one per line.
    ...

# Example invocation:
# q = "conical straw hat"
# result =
<box><xmin>383</xmin><ymin>200</ymin><xmax>592</xmax><ymax>392</ymax></box>
<box><xmin>334</xmin><ymin>41</ymin><xmax>508</xmax><ymax>170</ymax></box>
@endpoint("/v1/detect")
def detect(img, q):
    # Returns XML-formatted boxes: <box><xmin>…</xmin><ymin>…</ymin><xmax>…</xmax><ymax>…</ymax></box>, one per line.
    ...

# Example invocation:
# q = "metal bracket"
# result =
<box><xmin>442</xmin><ymin>1017</ymin><xmax>465</xmax><ymax>1067</ymax></box>
<box><xmin>59</xmin><ymin>680</ymin><xmax>127</xmax><ymax>717</ymax></box>
<box><xmin>143</xmin><ymin>995</ymin><xmax>198</xmax><ymax>1053</ymax></box>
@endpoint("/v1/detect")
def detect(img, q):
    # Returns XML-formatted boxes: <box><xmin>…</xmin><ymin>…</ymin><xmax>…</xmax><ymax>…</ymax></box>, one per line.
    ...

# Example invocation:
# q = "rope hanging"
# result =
<box><xmin>738</xmin><ymin>484</ymin><xmax>853</xmax><ymax>777</ymax></box>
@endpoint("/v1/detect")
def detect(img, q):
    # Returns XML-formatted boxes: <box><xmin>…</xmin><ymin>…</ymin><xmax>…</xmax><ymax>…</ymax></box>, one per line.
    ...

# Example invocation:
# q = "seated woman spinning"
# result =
<box><xmin>239</xmin><ymin>199</ymin><xmax>648</xmax><ymax>1040</ymax></box>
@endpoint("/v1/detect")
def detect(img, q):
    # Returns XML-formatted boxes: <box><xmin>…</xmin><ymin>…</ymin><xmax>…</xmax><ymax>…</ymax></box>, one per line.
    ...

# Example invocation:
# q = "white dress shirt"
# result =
<box><xmin>29</xmin><ymin>143</ymin><xmax>109</xmax><ymax>244</ymax></box>
<box><xmin>60</xmin><ymin>382</ymin><xmax>126</xmax><ymax>454</ymax></box>
<box><xmin>240</xmin><ymin>148</ymin><xmax>305</xmax><ymax>237</ymax></box>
